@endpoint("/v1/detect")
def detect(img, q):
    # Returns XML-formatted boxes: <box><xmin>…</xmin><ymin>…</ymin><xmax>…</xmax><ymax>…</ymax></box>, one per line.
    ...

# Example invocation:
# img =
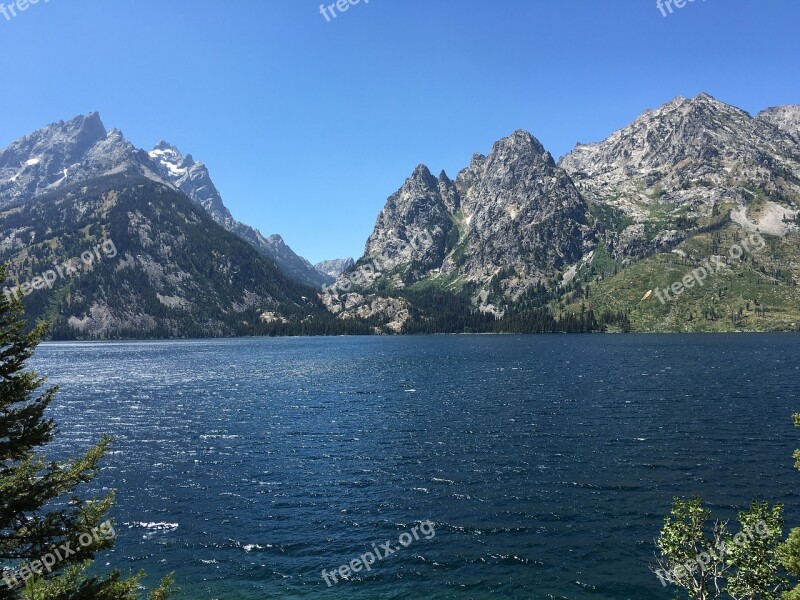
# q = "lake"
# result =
<box><xmin>31</xmin><ymin>334</ymin><xmax>800</xmax><ymax>599</ymax></box>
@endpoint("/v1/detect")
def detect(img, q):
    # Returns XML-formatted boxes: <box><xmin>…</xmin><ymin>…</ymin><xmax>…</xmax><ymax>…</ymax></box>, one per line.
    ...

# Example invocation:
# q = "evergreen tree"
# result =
<box><xmin>0</xmin><ymin>265</ymin><xmax>176</xmax><ymax>599</ymax></box>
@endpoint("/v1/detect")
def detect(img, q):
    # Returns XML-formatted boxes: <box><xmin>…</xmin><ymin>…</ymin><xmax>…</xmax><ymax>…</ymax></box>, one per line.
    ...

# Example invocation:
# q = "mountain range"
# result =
<box><xmin>327</xmin><ymin>93</ymin><xmax>800</xmax><ymax>333</ymax></box>
<box><xmin>0</xmin><ymin>113</ymin><xmax>337</xmax><ymax>289</ymax></box>
<box><xmin>0</xmin><ymin>114</ymin><xmax>360</xmax><ymax>337</ymax></box>
<box><xmin>2</xmin><ymin>93</ymin><xmax>799</xmax><ymax>338</ymax></box>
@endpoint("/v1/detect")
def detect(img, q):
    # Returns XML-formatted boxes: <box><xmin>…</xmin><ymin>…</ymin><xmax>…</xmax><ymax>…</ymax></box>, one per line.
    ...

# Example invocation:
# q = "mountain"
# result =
<box><xmin>147</xmin><ymin>141</ymin><xmax>332</xmax><ymax>288</ymax></box>
<box><xmin>0</xmin><ymin>115</ymin><xmax>361</xmax><ymax>338</ymax></box>
<box><xmin>559</xmin><ymin>93</ymin><xmax>800</xmax><ymax>246</ymax></box>
<box><xmin>0</xmin><ymin>114</ymin><xmax>330</xmax><ymax>288</ymax></box>
<box><xmin>0</xmin><ymin>172</ymin><xmax>364</xmax><ymax>338</ymax></box>
<box><xmin>314</xmin><ymin>257</ymin><xmax>355</xmax><ymax>278</ymax></box>
<box><xmin>757</xmin><ymin>105</ymin><xmax>800</xmax><ymax>141</ymax></box>
<box><xmin>0</xmin><ymin>113</ymin><xmax>167</xmax><ymax>206</ymax></box>
<box><xmin>323</xmin><ymin>93</ymin><xmax>800</xmax><ymax>334</ymax></box>
<box><xmin>359</xmin><ymin>131</ymin><xmax>593</xmax><ymax>287</ymax></box>
<box><xmin>147</xmin><ymin>141</ymin><xmax>231</xmax><ymax>220</ymax></box>
<box><xmin>324</xmin><ymin>131</ymin><xmax>595</xmax><ymax>327</ymax></box>
<box><xmin>4</xmin><ymin>96</ymin><xmax>799</xmax><ymax>337</ymax></box>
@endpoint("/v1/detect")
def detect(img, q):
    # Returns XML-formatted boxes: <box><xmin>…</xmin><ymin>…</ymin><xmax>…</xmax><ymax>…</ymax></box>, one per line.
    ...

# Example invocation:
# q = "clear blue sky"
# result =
<box><xmin>1</xmin><ymin>0</ymin><xmax>798</xmax><ymax>263</ymax></box>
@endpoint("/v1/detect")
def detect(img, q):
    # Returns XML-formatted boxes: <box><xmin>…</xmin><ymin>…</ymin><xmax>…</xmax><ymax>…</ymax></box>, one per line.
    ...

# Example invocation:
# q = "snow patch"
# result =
<box><xmin>149</xmin><ymin>149</ymin><xmax>187</xmax><ymax>176</ymax></box>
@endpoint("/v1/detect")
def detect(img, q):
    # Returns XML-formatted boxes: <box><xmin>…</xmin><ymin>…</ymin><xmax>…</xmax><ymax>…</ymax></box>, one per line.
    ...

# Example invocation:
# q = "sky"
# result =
<box><xmin>1</xmin><ymin>0</ymin><xmax>799</xmax><ymax>264</ymax></box>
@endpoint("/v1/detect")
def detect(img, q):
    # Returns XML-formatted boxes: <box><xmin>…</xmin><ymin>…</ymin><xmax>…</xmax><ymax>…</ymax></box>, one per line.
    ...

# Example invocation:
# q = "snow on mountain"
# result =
<box><xmin>0</xmin><ymin>113</ymin><xmax>331</xmax><ymax>288</ymax></box>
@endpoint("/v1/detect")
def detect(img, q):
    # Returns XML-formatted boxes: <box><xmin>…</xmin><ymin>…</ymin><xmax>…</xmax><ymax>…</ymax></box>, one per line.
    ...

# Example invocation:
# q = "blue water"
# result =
<box><xmin>30</xmin><ymin>334</ymin><xmax>800</xmax><ymax>599</ymax></box>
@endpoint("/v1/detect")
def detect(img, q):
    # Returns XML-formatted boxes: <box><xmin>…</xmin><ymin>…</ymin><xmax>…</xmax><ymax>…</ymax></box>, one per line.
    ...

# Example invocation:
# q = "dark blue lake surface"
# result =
<box><xmin>31</xmin><ymin>334</ymin><xmax>800</xmax><ymax>599</ymax></box>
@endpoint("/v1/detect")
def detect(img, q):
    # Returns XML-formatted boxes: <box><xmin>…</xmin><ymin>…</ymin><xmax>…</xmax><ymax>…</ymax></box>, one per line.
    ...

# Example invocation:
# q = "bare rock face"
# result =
<box><xmin>0</xmin><ymin>113</ymin><xmax>168</xmax><ymax>207</ymax></box>
<box><xmin>449</xmin><ymin>130</ymin><xmax>593</xmax><ymax>282</ymax></box>
<box><xmin>0</xmin><ymin>113</ymin><xmax>330</xmax><ymax>289</ymax></box>
<box><xmin>363</xmin><ymin>164</ymin><xmax>453</xmax><ymax>279</ymax></box>
<box><xmin>757</xmin><ymin>105</ymin><xmax>800</xmax><ymax>142</ymax></box>
<box><xmin>314</xmin><ymin>257</ymin><xmax>355</xmax><ymax>278</ymax></box>
<box><xmin>559</xmin><ymin>93</ymin><xmax>800</xmax><ymax>223</ymax></box>
<box><xmin>320</xmin><ymin>290</ymin><xmax>410</xmax><ymax>333</ymax></box>
<box><xmin>148</xmin><ymin>141</ymin><xmax>230</xmax><ymax>221</ymax></box>
<box><xmin>148</xmin><ymin>142</ymin><xmax>332</xmax><ymax>288</ymax></box>
<box><xmin>360</xmin><ymin>130</ymin><xmax>593</xmax><ymax>291</ymax></box>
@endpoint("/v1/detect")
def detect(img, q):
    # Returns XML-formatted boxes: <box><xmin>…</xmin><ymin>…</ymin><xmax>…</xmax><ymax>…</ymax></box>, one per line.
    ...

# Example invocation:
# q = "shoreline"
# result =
<box><xmin>38</xmin><ymin>330</ymin><xmax>800</xmax><ymax>344</ymax></box>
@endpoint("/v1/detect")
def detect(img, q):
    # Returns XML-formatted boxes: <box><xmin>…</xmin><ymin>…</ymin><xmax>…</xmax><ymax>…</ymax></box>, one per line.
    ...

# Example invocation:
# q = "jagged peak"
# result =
<box><xmin>492</xmin><ymin>129</ymin><xmax>547</xmax><ymax>156</ymax></box>
<box><xmin>149</xmin><ymin>141</ymin><xmax>199</xmax><ymax>169</ymax></box>
<box><xmin>511</xmin><ymin>128</ymin><xmax>535</xmax><ymax>139</ymax></box>
<box><xmin>662</xmin><ymin>92</ymin><xmax>715</xmax><ymax>106</ymax></box>
<box><xmin>412</xmin><ymin>163</ymin><xmax>433</xmax><ymax>178</ymax></box>
<box><xmin>663</xmin><ymin>92</ymin><xmax>748</xmax><ymax>117</ymax></box>
<box><xmin>47</xmin><ymin>112</ymin><xmax>108</xmax><ymax>142</ymax></box>
<box><xmin>470</xmin><ymin>153</ymin><xmax>486</xmax><ymax>166</ymax></box>
<box><xmin>688</xmin><ymin>92</ymin><xmax>732</xmax><ymax>110</ymax></box>
<box><xmin>404</xmin><ymin>164</ymin><xmax>439</xmax><ymax>189</ymax></box>
<box><xmin>63</xmin><ymin>111</ymin><xmax>103</xmax><ymax>125</ymax></box>
<box><xmin>152</xmin><ymin>140</ymin><xmax>180</xmax><ymax>154</ymax></box>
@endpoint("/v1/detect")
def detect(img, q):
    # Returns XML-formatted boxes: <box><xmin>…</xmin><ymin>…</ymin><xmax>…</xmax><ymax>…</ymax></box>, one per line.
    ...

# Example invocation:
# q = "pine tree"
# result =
<box><xmin>0</xmin><ymin>265</ymin><xmax>176</xmax><ymax>599</ymax></box>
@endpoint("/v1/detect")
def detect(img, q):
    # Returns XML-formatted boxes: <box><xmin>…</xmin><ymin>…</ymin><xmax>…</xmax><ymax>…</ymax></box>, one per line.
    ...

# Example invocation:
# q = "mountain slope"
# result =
<box><xmin>359</xmin><ymin>131</ymin><xmax>593</xmax><ymax>289</ymax></box>
<box><xmin>559</xmin><ymin>93</ymin><xmax>800</xmax><ymax>236</ymax></box>
<box><xmin>0</xmin><ymin>173</ymin><xmax>362</xmax><ymax>338</ymax></box>
<box><xmin>324</xmin><ymin>94</ymin><xmax>800</xmax><ymax>334</ymax></box>
<box><xmin>757</xmin><ymin>105</ymin><xmax>800</xmax><ymax>142</ymax></box>
<box><xmin>314</xmin><ymin>257</ymin><xmax>354</xmax><ymax>278</ymax></box>
<box><xmin>324</xmin><ymin>130</ymin><xmax>595</xmax><ymax>328</ymax></box>
<box><xmin>147</xmin><ymin>141</ymin><xmax>332</xmax><ymax>288</ymax></box>
<box><xmin>0</xmin><ymin>114</ymin><xmax>330</xmax><ymax>288</ymax></box>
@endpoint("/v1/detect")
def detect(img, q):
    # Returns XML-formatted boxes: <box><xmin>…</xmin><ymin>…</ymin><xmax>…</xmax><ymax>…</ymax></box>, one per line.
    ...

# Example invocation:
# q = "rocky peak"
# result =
<box><xmin>559</xmin><ymin>93</ymin><xmax>800</xmax><ymax>224</ymax></box>
<box><xmin>437</xmin><ymin>169</ymin><xmax>460</xmax><ymax>213</ymax></box>
<box><xmin>449</xmin><ymin>129</ymin><xmax>592</xmax><ymax>282</ymax></box>
<box><xmin>562</xmin><ymin>93</ymin><xmax>753</xmax><ymax>177</ymax></box>
<box><xmin>153</xmin><ymin>140</ymin><xmax>179</xmax><ymax>153</ymax></box>
<box><xmin>493</xmin><ymin>129</ymin><xmax>547</xmax><ymax>156</ymax></box>
<box><xmin>757</xmin><ymin>105</ymin><xmax>800</xmax><ymax>141</ymax></box>
<box><xmin>106</xmin><ymin>128</ymin><xmax>125</xmax><ymax>141</ymax></box>
<box><xmin>0</xmin><ymin>114</ymin><xmax>332</xmax><ymax>289</ymax></box>
<box><xmin>71</xmin><ymin>112</ymin><xmax>108</xmax><ymax>151</ymax></box>
<box><xmin>148</xmin><ymin>140</ymin><xmax>229</xmax><ymax>220</ymax></box>
<box><xmin>360</xmin><ymin>129</ymin><xmax>593</xmax><ymax>293</ymax></box>
<box><xmin>146</xmin><ymin>142</ymin><xmax>332</xmax><ymax>288</ymax></box>
<box><xmin>315</xmin><ymin>257</ymin><xmax>355</xmax><ymax>278</ymax></box>
<box><xmin>407</xmin><ymin>164</ymin><xmax>438</xmax><ymax>189</ymax></box>
<box><xmin>0</xmin><ymin>112</ymin><xmax>107</xmax><ymax>170</ymax></box>
<box><xmin>150</xmin><ymin>141</ymin><xmax>196</xmax><ymax>169</ymax></box>
<box><xmin>0</xmin><ymin>112</ymin><xmax>154</xmax><ymax>207</ymax></box>
<box><xmin>362</xmin><ymin>162</ymin><xmax>455</xmax><ymax>277</ymax></box>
